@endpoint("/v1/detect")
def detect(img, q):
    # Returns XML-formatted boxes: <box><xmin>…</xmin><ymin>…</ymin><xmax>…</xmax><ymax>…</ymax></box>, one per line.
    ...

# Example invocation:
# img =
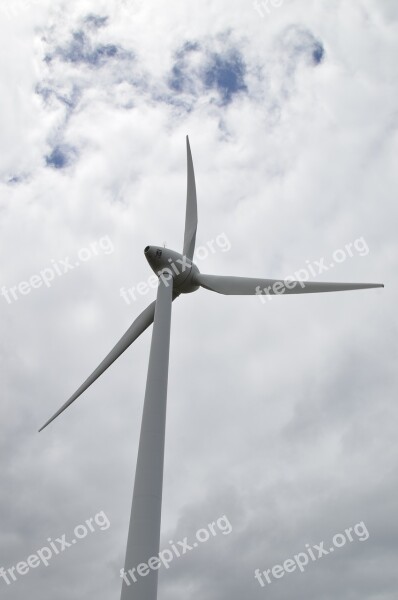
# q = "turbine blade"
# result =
<box><xmin>182</xmin><ymin>135</ymin><xmax>198</xmax><ymax>261</ymax></box>
<box><xmin>195</xmin><ymin>273</ymin><xmax>384</xmax><ymax>296</ymax></box>
<box><xmin>121</xmin><ymin>273</ymin><xmax>173</xmax><ymax>600</ymax></box>
<box><xmin>39</xmin><ymin>301</ymin><xmax>157</xmax><ymax>432</ymax></box>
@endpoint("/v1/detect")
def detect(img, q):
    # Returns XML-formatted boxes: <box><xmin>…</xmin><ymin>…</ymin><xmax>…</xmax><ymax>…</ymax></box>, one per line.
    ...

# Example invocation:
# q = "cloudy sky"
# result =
<box><xmin>0</xmin><ymin>0</ymin><xmax>397</xmax><ymax>598</ymax></box>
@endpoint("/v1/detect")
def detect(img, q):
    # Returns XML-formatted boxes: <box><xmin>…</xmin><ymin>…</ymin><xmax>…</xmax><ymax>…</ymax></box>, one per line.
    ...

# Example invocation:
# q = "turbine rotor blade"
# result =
<box><xmin>182</xmin><ymin>135</ymin><xmax>198</xmax><ymax>261</ymax></box>
<box><xmin>39</xmin><ymin>301</ymin><xmax>157</xmax><ymax>432</ymax></box>
<box><xmin>121</xmin><ymin>272</ymin><xmax>173</xmax><ymax>600</ymax></box>
<box><xmin>195</xmin><ymin>273</ymin><xmax>384</xmax><ymax>295</ymax></box>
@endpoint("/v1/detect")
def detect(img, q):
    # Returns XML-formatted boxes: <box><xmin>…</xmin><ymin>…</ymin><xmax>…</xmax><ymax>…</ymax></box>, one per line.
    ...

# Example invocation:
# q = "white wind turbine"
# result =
<box><xmin>40</xmin><ymin>137</ymin><xmax>383</xmax><ymax>599</ymax></box>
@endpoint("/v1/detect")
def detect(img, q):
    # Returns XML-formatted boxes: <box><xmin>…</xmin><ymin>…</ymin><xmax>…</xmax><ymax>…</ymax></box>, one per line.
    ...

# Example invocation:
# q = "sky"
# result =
<box><xmin>0</xmin><ymin>0</ymin><xmax>397</xmax><ymax>598</ymax></box>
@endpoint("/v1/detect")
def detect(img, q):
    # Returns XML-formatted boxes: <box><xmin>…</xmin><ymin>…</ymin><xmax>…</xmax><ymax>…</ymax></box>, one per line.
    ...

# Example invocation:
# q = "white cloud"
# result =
<box><xmin>0</xmin><ymin>1</ymin><xmax>397</xmax><ymax>599</ymax></box>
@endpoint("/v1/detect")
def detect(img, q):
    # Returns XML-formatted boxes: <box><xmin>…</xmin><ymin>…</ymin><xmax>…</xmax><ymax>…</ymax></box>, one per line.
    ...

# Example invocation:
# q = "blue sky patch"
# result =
<box><xmin>169</xmin><ymin>42</ymin><xmax>201</xmax><ymax>93</ymax></box>
<box><xmin>45</xmin><ymin>145</ymin><xmax>76</xmax><ymax>169</ymax></box>
<box><xmin>280</xmin><ymin>26</ymin><xmax>325</xmax><ymax>68</ymax></box>
<box><xmin>312</xmin><ymin>41</ymin><xmax>325</xmax><ymax>65</ymax></box>
<box><xmin>203</xmin><ymin>52</ymin><xmax>247</xmax><ymax>104</ymax></box>
<box><xmin>56</xmin><ymin>30</ymin><xmax>119</xmax><ymax>67</ymax></box>
<box><xmin>169</xmin><ymin>39</ymin><xmax>247</xmax><ymax>105</ymax></box>
<box><xmin>84</xmin><ymin>14</ymin><xmax>109</xmax><ymax>29</ymax></box>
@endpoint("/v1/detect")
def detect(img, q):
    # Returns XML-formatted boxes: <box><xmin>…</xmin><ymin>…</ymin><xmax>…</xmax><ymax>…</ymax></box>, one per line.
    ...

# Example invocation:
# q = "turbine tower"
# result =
<box><xmin>39</xmin><ymin>137</ymin><xmax>384</xmax><ymax>599</ymax></box>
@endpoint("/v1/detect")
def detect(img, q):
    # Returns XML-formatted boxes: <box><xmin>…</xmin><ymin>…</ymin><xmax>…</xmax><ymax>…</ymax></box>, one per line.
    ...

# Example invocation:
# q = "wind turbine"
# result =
<box><xmin>39</xmin><ymin>136</ymin><xmax>384</xmax><ymax>599</ymax></box>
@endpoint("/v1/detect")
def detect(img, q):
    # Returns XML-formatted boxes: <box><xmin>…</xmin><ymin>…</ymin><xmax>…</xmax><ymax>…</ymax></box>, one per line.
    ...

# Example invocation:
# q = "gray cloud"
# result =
<box><xmin>0</xmin><ymin>1</ymin><xmax>396</xmax><ymax>599</ymax></box>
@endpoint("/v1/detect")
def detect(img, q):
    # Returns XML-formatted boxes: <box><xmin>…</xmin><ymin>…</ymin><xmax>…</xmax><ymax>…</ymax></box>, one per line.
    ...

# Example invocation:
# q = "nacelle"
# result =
<box><xmin>144</xmin><ymin>246</ymin><xmax>200</xmax><ymax>294</ymax></box>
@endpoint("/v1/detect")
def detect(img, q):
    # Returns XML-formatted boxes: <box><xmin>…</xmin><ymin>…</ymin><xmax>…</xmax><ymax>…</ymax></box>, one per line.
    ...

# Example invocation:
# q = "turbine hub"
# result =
<box><xmin>144</xmin><ymin>246</ymin><xmax>199</xmax><ymax>294</ymax></box>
